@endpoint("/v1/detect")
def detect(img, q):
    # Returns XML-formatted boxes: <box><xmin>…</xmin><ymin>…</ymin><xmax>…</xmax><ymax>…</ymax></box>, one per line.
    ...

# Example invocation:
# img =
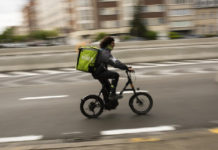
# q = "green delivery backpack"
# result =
<box><xmin>76</xmin><ymin>46</ymin><xmax>100</xmax><ymax>73</ymax></box>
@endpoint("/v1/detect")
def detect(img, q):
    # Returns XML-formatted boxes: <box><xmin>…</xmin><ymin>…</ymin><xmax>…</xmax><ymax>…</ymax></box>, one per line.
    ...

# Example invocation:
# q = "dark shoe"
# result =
<box><xmin>104</xmin><ymin>99</ymin><xmax>119</xmax><ymax>110</ymax></box>
<box><xmin>104</xmin><ymin>103</ymin><xmax>112</xmax><ymax>110</ymax></box>
<box><xmin>109</xmin><ymin>93</ymin><xmax>123</xmax><ymax>100</ymax></box>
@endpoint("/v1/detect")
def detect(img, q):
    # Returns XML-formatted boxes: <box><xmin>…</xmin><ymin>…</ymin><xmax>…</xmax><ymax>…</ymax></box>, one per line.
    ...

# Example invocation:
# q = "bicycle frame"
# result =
<box><xmin>118</xmin><ymin>71</ymin><xmax>137</xmax><ymax>96</ymax></box>
<box><xmin>98</xmin><ymin>71</ymin><xmax>137</xmax><ymax>97</ymax></box>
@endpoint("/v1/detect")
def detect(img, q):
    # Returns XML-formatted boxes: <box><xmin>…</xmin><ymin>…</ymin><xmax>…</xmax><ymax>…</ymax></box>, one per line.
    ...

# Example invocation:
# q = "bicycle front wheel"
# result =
<box><xmin>80</xmin><ymin>95</ymin><xmax>104</xmax><ymax>119</ymax></box>
<box><xmin>129</xmin><ymin>92</ymin><xmax>153</xmax><ymax>115</ymax></box>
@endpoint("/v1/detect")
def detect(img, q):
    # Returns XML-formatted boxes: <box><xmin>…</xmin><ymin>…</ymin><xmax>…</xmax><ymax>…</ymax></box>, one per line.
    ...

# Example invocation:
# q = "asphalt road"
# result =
<box><xmin>0</xmin><ymin>60</ymin><xmax>218</xmax><ymax>143</ymax></box>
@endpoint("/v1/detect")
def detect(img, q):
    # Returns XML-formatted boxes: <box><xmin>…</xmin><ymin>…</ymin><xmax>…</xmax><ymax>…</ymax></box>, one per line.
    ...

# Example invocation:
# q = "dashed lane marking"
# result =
<box><xmin>156</xmin><ymin>69</ymin><xmax>181</xmax><ymax>75</ymax></box>
<box><xmin>19</xmin><ymin>95</ymin><xmax>69</xmax><ymax>101</ymax></box>
<box><xmin>183</xmin><ymin>68</ymin><xmax>212</xmax><ymax>74</ymax></box>
<box><xmin>33</xmin><ymin>70</ymin><xmax>66</xmax><ymax>74</ymax></box>
<box><xmin>59</xmin><ymin>68</ymin><xmax>76</xmax><ymax>72</ymax></box>
<box><xmin>9</xmin><ymin>71</ymin><xmax>40</xmax><ymax>76</ymax></box>
<box><xmin>62</xmin><ymin>131</ymin><xmax>82</xmax><ymax>135</ymax></box>
<box><xmin>0</xmin><ymin>73</ymin><xmax>10</xmax><ymax>78</ymax></box>
<box><xmin>100</xmin><ymin>126</ymin><xmax>176</xmax><ymax>136</ymax></box>
<box><xmin>0</xmin><ymin>135</ymin><xmax>43</xmax><ymax>143</ymax></box>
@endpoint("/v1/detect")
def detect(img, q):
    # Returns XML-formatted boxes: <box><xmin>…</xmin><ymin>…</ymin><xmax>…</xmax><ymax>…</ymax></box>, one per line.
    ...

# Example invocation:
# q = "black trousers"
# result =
<box><xmin>93</xmin><ymin>70</ymin><xmax>119</xmax><ymax>101</ymax></box>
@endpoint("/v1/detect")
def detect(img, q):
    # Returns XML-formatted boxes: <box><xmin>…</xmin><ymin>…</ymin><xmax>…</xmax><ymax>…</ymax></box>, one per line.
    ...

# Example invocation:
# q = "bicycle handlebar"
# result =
<box><xmin>126</xmin><ymin>67</ymin><xmax>135</xmax><ymax>73</ymax></box>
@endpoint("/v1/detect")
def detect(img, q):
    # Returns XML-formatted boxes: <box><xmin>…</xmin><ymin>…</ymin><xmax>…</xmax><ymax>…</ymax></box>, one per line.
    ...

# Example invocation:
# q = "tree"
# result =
<box><xmin>130</xmin><ymin>4</ymin><xmax>147</xmax><ymax>38</ymax></box>
<box><xmin>0</xmin><ymin>27</ymin><xmax>15</xmax><ymax>42</ymax></box>
<box><xmin>129</xmin><ymin>1</ymin><xmax>157</xmax><ymax>40</ymax></box>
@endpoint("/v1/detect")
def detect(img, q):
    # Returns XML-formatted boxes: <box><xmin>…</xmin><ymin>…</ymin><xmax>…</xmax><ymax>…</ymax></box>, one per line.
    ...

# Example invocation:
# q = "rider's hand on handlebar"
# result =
<box><xmin>127</xmin><ymin>67</ymin><xmax>135</xmax><ymax>73</ymax></box>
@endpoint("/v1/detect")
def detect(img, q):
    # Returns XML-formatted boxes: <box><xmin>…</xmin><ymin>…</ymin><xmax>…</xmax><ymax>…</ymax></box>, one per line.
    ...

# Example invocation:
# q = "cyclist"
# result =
<box><xmin>91</xmin><ymin>36</ymin><xmax>134</xmax><ymax>104</ymax></box>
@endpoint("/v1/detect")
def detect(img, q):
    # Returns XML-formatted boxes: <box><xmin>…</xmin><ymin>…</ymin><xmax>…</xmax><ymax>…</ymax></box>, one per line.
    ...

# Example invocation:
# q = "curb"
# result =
<box><xmin>1</xmin><ymin>128</ymin><xmax>218</xmax><ymax>150</ymax></box>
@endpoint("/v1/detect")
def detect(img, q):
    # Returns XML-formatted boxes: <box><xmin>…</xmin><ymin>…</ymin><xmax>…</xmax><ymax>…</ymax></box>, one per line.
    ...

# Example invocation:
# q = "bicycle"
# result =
<box><xmin>80</xmin><ymin>70</ymin><xmax>153</xmax><ymax>118</ymax></box>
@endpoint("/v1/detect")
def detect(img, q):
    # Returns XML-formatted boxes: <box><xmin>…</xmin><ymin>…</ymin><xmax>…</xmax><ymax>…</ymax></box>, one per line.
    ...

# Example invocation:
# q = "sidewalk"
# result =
<box><xmin>1</xmin><ymin>128</ymin><xmax>218</xmax><ymax>150</ymax></box>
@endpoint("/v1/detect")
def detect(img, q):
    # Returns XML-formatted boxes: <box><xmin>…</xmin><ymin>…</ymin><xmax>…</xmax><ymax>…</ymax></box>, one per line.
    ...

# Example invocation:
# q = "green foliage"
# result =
<box><xmin>0</xmin><ymin>27</ymin><xmax>15</xmax><ymax>42</ymax></box>
<box><xmin>29</xmin><ymin>30</ymin><xmax>58</xmax><ymax>40</ymax></box>
<box><xmin>146</xmin><ymin>30</ymin><xmax>158</xmax><ymax>40</ymax></box>
<box><xmin>119</xmin><ymin>35</ymin><xmax>132</xmax><ymax>41</ymax></box>
<box><xmin>12</xmin><ymin>35</ymin><xmax>29</xmax><ymax>42</ymax></box>
<box><xmin>0</xmin><ymin>28</ymin><xmax>59</xmax><ymax>43</ymax></box>
<box><xmin>169</xmin><ymin>32</ymin><xmax>184</xmax><ymax>39</ymax></box>
<box><xmin>0</xmin><ymin>34</ymin><xmax>4</xmax><ymax>43</ymax></box>
<box><xmin>95</xmin><ymin>32</ymin><xmax>108</xmax><ymax>41</ymax></box>
<box><xmin>204</xmin><ymin>34</ymin><xmax>216</xmax><ymax>38</ymax></box>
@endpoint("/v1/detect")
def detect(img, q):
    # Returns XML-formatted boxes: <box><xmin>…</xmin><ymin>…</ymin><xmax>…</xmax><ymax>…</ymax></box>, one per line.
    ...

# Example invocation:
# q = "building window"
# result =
<box><xmin>101</xmin><ymin>20</ymin><xmax>119</xmax><ymax>28</ymax></box>
<box><xmin>80</xmin><ymin>23</ymin><xmax>94</xmax><ymax>30</ymax></box>
<box><xmin>100</xmin><ymin>7</ymin><xmax>118</xmax><ymax>15</ymax></box>
<box><xmin>146</xmin><ymin>18</ymin><xmax>165</xmax><ymax>26</ymax></box>
<box><xmin>175</xmin><ymin>0</ymin><xmax>186</xmax><ymax>4</ymax></box>
<box><xmin>143</xmin><ymin>5</ymin><xmax>165</xmax><ymax>13</ymax></box>
<box><xmin>170</xmin><ymin>21</ymin><xmax>193</xmax><ymax>28</ymax></box>
<box><xmin>79</xmin><ymin>10</ymin><xmax>93</xmax><ymax>20</ymax></box>
<box><xmin>169</xmin><ymin>9</ymin><xmax>193</xmax><ymax>16</ymax></box>
<box><xmin>123</xmin><ymin>6</ymin><xmax>134</xmax><ymax>18</ymax></box>
<box><xmin>125</xmin><ymin>0</ymin><xmax>136</xmax><ymax>4</ymax></box>
<box><xmin>98</xmin><ymin>0</ymin><xmax>117</xmax><ymax>2</ymax></box>
<box><xmin>77</xmin><ymin>0</ymin><xmax>91</xmax><ymax>7</ymax></box>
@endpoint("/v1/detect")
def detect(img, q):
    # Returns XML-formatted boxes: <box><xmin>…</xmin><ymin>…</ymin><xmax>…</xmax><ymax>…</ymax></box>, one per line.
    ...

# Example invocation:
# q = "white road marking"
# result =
<box><xmin>9</xmin><ymin>71</ymin><xmax>39</xmax><ymax>77</ymax></box>
<box><xmin>0</xmin><ymin>135</ymin><xmax>43</xmax><ymax>143</ymax></box>
<box><xmin>184</xmin><ymin>68</ymin><xmax>210</xmax><ymax>74</ymax></box>
<box><xmin>209</xmin><ymin>59</ymin><xmax>218</xmax><ymax>61</ymax></box>
<box><xmin>210</xmin><ymin>120</ymin><xmax>218</xmax><ymax>124</ymax></box>
<box><xmin>134</xmin><ymin>63</ymin><xmax>164</xmax><ymax>67</ymax></box>
<box><xmin>157</xmin><ymin>70</ymin><xmax>181</xmax><ymax>75</ymax></box>
<box><xmin>131</xmin><ymin>65</ymin><xmax>148</xmax><ymax>69</ymax></box>
<box><xmin>62</xmin><ymin>131</ymin><xmax>82</xmax><ymax>135</ymax></box>
<box><xmin>59</xmin><ymin>68</ymin><xmax>76</xmax><ymax>72</ymax></box>
<box><xmin>100</xmin><ymin>126</ymin><xmax>176</xmax><ymax>136</ymax></box>
<box><xmin>116</xmin><ymin>90</ymin><xmax>149</xmax><ymax>94</ymax></box>
<box><xmin>0</xmin><ymin>73</ymin><xmax>10</xmax><ymax>78</ymax></box>
<box><xmin>34</xmin><ymin>70</ymin><xmax>64</xmax><ymax>74</ymax></box>
<box><xmin>19</xmin><ymin>95</ymin><xmax>69</xmax><ymax>101</ymax></box>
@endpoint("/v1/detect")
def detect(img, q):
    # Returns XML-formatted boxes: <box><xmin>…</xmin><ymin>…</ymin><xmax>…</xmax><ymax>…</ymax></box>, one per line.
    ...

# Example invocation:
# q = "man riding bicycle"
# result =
<box><xmin>91</xmin><ymin>36</ymin><xmax>134</xmax><ymax>105</ymax></box>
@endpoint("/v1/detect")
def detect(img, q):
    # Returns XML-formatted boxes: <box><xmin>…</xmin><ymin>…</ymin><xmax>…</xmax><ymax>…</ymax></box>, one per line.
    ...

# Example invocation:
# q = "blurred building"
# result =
<box><xmin>69</xmin><ymin>0</ymin><xmax>168</xmax><ymax>40</ymax></box>
<box><xmin>34</xmin><ymin>0</ymin><xmax>72</xmax><ymax>35</ymax></box>
<box><xmin>194</xmin><ymin>0</ymin><xmax>218</xmax><ymax>36</ymax></box>
<box><xmin>21</xmin><ymin>0</ymin><xmax>218</xmax><ymax>41</ymax></box>
<box><xmin>21</xmin><ymin>0</ymin><xmax>169</xmax><ymax>40</ymax></box>
<box><xmin>13</xmin><ymin>26</ymin><xmax>28</xmax><ymax>35</ymax></box>
<box><xmin>166</xmin><ymin>0</ymin><xmax>195</xmax><ymax>35</ymax></box>
<box><xmin>22</xmin><ymin>0</ymin><xmax>38</xmax><ymax>34</ymax></box>
<box><xmin>69</xmin><ymin>0</ymin><xmax>133</xmax><ymax>40</ymax></box>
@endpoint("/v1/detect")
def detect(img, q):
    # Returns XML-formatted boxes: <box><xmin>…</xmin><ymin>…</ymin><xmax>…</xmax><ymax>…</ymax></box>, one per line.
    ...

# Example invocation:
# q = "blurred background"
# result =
<box><xmin>1</xmin><ymin>1</ymin><xmax>218</xmax><ymax>149</ymax></box>
<box><xmin>1</xmin><ymin>0</ymin><xmax>218</xmax><ymax>47</ymax></box>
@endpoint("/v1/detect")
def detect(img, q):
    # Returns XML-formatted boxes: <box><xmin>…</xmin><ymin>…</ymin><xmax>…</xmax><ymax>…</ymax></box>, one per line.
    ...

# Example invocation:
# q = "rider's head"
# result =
<box><xmin>100</xmin><ymin>36</ymin><xmax>115</xmax><ymax>51</ymax></box>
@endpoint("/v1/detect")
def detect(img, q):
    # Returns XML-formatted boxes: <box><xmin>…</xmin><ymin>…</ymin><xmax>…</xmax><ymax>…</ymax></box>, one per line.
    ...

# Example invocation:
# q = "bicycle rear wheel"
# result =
<box><xmin>129</xmin><ymin>92</ymin><xmax>153</xmax><ymax>115</ymax></box>
<box><xmin>80</xmin><ymin>95</ymin><xmax>104</xmax><ymax>118</ymax></box>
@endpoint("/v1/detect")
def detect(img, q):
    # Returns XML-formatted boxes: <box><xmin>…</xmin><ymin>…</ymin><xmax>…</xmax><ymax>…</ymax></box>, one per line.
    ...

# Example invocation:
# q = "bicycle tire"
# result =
<box><xmin>129</xmin><ymin>92</ymin><xmax>153</xmax><ymax>115</ymax></box>
<box><xmin>80</xmin><ymin>95</ymin><xmax>104</xmax><ymax>118</ymax></box>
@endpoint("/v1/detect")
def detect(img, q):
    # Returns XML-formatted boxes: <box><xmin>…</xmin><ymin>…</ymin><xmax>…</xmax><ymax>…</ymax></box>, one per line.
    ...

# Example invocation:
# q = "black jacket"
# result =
<box><xmin>93</xmin><ymin>48</ymin><xmax>128</xmax><ymax>75</ymax></box>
